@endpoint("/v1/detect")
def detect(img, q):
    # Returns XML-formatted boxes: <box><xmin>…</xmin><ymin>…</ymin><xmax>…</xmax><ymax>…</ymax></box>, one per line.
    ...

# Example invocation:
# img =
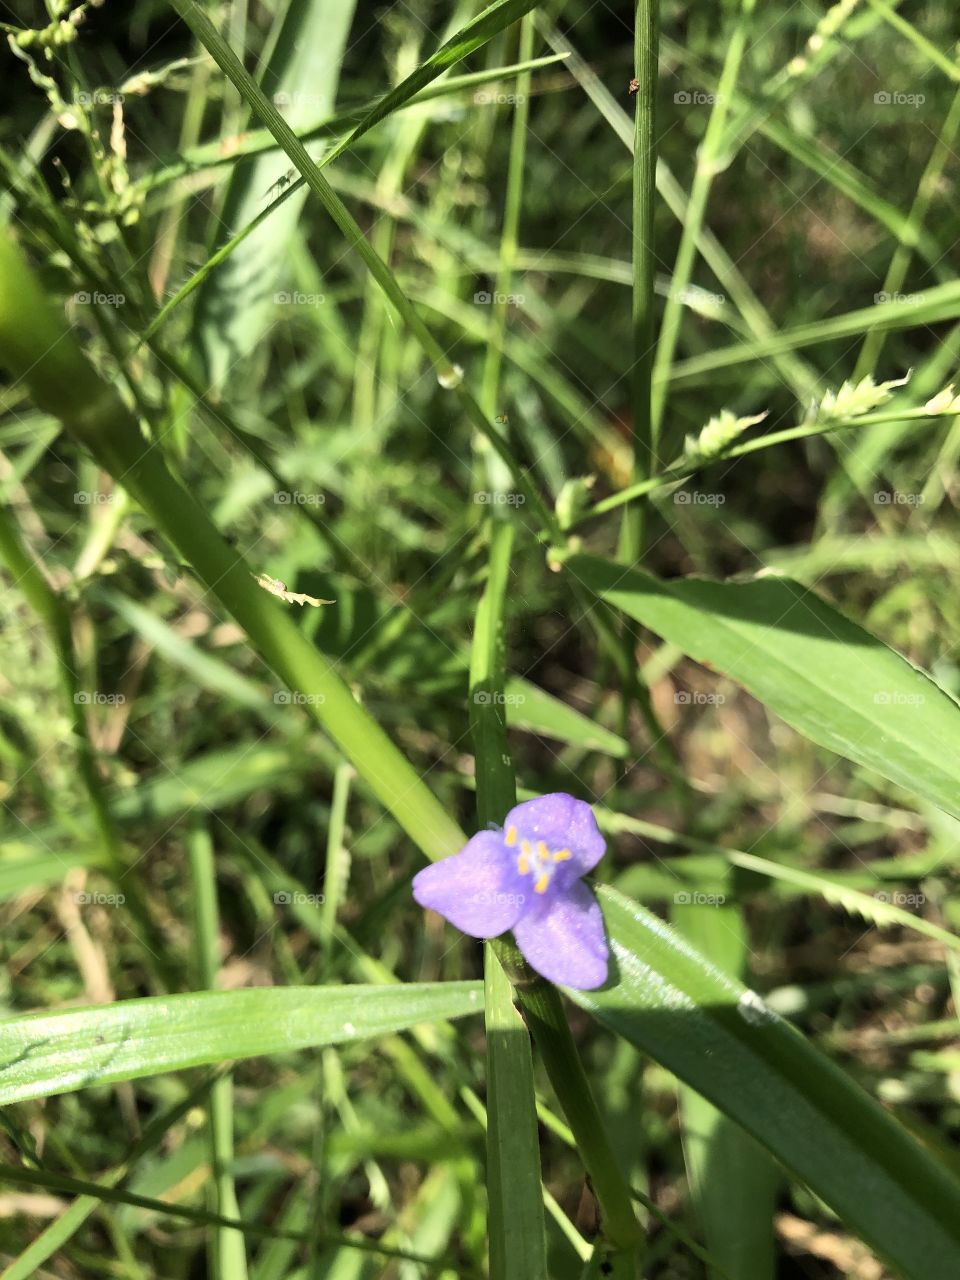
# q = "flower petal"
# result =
<box><xmin>505</xmin><ymin>793</ymin><xmax>606</xmax><ymax>879</ymax></box>
<box><xmin>412</xmin><ymin>831</ymin><xmax>527</xmax><ymax>938</ymax></box>
<box><xmin>512</xmin><ymin>880</ymin><xmax>609</xmax><ymax>989</ymax></box>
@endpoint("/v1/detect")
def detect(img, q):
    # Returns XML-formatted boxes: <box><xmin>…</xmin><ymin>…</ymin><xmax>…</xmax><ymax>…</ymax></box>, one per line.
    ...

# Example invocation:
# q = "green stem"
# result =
<box><xmin>625</xmin><ymin>0</ymin><xmax>660</xmax><ymax>560</ymax></box>
<box><xmin>187</xmin><ymin>823</ymin><xmax>247</xmax><ymax>1280</ymax></box>
<box><xmin>573</xmin><ymin>407</ymin><xmax>950</xmax><ymax>527</ymax></box>
<box><xmin>499</xmin><ymin>940</ymin><xmax>645</xmax><ymax>1260</ymax></box>
<box><xmin>0</xmin><ymin>230</ymin><xmax>462</xmax><ymax>863</ymax></box>
<box><xmin>168</xmin><ymin>0</ymin><xmax>558</xmax><ymax>538</ymax></box>
<box><xmin>650</xmin><ymin>0</ymin><xmax>754</xmax><ymax>449</ymax></box>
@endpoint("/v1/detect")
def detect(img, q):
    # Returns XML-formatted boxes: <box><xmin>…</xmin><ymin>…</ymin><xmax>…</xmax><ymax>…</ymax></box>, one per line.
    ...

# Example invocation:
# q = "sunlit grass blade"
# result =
<box><xmin>564</xmin><ymin>553</ymin><xmax>960</xmax><ymax>823</ymax></box>
<box><xmin>569</xmin><ymin>884</ymin><xmax>960</xmax><ymax>1280</ymax></box>
<box><xmin>674</xmin><ymin>905</ymin><xmax>777</xmax><ymax>1280</ymax></box>
<box><xmin>0</xmin><ymin>984</ymin><xmax>482</xmax><ymax>1106</ymax></box>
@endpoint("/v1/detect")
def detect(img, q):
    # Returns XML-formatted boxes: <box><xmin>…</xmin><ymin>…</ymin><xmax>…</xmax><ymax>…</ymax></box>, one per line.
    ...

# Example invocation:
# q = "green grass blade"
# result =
<box><xmin>193</xmin><ymin>0</ymin><xmax>356</xmax><ymax>387</ymax></box>
<box><xmin>569</xmin><ymin>884</ymin><xmax>960</xmax><ymax>1280</ymax></box>
<box><xmin>0</xmin><ymin>984</ymin><xmax>482</xmax><ymax>1105</ymax></box>
<box><xmin>674</xmin><ymin>906</ymin><xmax>778</xmax><ymax>1280</ymax></box>
<box><xmin>564</xmin><ymin>553</ymin><xmax>960</xmax><ymax>824</ymax></box>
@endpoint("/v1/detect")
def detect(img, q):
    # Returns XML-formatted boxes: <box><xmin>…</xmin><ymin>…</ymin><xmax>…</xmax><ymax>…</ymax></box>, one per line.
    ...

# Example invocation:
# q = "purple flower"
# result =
<box><xmin>412</xmin><ymin>793</ymin><xmax>609</xmax><ymax>989</ymax></box>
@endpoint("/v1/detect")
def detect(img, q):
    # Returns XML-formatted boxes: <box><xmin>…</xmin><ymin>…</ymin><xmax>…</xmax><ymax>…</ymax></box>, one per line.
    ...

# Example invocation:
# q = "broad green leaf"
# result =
<box><xmin>484</xmin><ymin>951</ymin><xmax>548</xmax><ymax>1280</ymax></box>
<box><xmin>567</xmin><ymin>554</ymin><xmax>960</xmax><ymax>822</ymax></box>
<box><xmin>674</xmin><ymin>906</ymin><xmax>777</xmax><ymax>1280</ymax></box>
<box><xmin>506</xmin><ymin>677</ymin><xmax>628</xmax><ymax>757</ymax></box>
<box><xmin>194</xmin><ymin>0</ymin><xmax>357</xmax><ymax>386</ymax></box>
<box><xmin>0</xmin><ymin>984</ymin><xmax>482</xmax><ymax>1105</ymax></box>
<box><xmin>568</xmin><ymin>885</ymin><xmax>960</xmax><ymax>1280</ymax></box>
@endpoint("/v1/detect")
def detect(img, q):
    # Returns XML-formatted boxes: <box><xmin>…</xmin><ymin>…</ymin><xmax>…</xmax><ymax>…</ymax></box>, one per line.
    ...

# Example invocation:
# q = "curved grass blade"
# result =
<box><xmin>0</xmin><ymin>984</ymin><xmax>482</xmax><ymax>1106</ymax></box>
<box><xmin>152</xmin><ymin>0</ymin><xmax>542</xmax><ymax>345</ymax></box>
<box><xmin>565</xmin><ymin>554</ymin><xmax>960</xmax><ymax>823</ymax></box>
<box><xmin>674</xmin><ymin>905</ymin><xmax>778</xmax><ymax>1280</ymax></box>
<box><xmin>569</xmin><ymin>885</ymin><xmax>960</xmax><ymax>1280</ymax></box>
<box><xmin>193</xmin><ymin>0</ymin><xmax>356</xmax><ymax>387</ymax></box>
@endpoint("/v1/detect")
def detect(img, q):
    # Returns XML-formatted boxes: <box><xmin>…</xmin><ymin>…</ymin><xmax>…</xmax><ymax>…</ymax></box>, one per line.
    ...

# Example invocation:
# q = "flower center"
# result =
<box><xmin>505</xmin><ymin>824</ymin><xmax>573</xmax><ymax>893</ymax></box>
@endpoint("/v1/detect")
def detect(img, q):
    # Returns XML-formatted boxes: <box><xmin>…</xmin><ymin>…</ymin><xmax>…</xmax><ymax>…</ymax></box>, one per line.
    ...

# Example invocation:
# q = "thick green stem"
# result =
<box><xmin>497</xmin><ymin>940</ymin><xmax>645</xmax><ymax>1260</ymax></box>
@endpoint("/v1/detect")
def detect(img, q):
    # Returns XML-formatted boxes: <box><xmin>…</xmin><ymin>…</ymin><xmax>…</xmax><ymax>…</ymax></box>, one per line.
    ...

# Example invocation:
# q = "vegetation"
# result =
<box><xmin>1</xmin><ymin>1</ymin><xmax>960</xmax><ymax>1277</ymax></box>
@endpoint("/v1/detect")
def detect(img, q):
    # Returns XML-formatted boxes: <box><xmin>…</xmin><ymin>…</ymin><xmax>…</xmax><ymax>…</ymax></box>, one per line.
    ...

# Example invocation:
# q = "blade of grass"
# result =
<box><xmin>188</xmin><ymin>823</ymin><xmax>247</xmax><ymax>1280</ymax></box>
<box><xmin>166</xmin><ymin>0</ymin><xmax>556</xmax><ymax>535</ymax></box>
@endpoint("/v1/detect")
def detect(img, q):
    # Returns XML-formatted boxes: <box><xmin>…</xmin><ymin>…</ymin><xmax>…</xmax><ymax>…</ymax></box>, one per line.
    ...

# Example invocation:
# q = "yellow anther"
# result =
<box><xmin>534</xmin><ymin>872</ymin><xmax>550</xmax><ymax>894</ymax></box>
<box><xmin>505</xmin><ymin>825</ymin><xmax>518</xmax><ymax>847</ymax></box>
<box><xmin>552</xmin><ymin>848</ymin><xmax>572</xmax><ymax>863</ymax></box>
<box><xmin>517</xmin><ymin>838</ymin><xmax>533</xmax><ymax>875</ymax></box>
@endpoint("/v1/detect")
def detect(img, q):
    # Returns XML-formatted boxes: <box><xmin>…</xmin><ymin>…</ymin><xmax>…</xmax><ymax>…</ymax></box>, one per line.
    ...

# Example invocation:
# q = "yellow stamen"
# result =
<box><xmin>552</xmin><ymin>848</ymin><xmax>572</xmax><ymax>863</ymax></box>
<box><xmin>517</xmin><ymin>837</ymin><xmax>533</xmax><ymax>875</ymax></box>
<box><xmin>534</xmin><ymin>872</ymin><xmax>550</xmax><ymax>894</ymax></box>
<box><xmin>505</xmin><ymin>825</ymin><xmax>518</xmax><ymax>847</ymax></box>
